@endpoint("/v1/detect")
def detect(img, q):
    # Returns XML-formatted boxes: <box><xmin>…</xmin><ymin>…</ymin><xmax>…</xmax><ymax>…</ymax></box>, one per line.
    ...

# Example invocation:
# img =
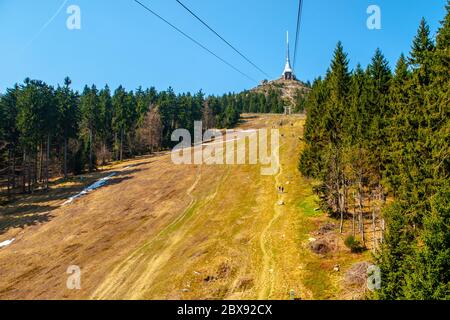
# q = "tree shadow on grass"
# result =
<box><xmin>10</xmin><ymin>167</ymin><xmax>144</xmax><ymax>207</ymax></box>
<box><xmin>0</xmin><ymin>205</ymin><xmax>55</xmax><ymax>236</ymax></box>
<box><xmin>99</xmin><ymin>175</ymin><xmax>134</xmax><ymax>188</ymax></box>
<box><xmin>0</xmin><ymin>168</ymin><xmax>141</xmax><ymax>236</ymax></box>
<box><xmin>115</xmin><ymin>168</ymin><xmax>144</xmax><ymax>177</ymax></box>
<box><xmin>121</xmin><ymin>161</ymin><xmax>153</xmax><ymax>168</ymax></box>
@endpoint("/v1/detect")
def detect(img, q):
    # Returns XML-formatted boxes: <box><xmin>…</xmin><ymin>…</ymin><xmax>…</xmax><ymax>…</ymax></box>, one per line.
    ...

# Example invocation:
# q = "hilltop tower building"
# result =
<box><xmin>282</xmin><ymin>31</ymin><xmax>296</xmax><ymax>81</ymax></box>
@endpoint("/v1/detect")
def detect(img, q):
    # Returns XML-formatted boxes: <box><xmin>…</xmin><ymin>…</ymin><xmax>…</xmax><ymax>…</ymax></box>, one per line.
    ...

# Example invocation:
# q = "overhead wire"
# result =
<box><xmin>175</xmin><ymin>0</ymin><xmax>270</xmax><ymax>78</ymax></box>
<box><xmin>293</xmin><ymin>0</ymin><xmax>304</xmax><ymax>69</ymax></box>
<box><xmin>133</xmin><ymin>0</ymin><xmax>256</xmax><ymax>82</ymax></box>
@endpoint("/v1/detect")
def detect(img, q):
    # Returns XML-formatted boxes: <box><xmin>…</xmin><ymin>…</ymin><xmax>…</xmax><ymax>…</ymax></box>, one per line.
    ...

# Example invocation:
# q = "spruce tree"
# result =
<box><xmin>404</xmin><ymin>187</ymin><xmax>450</xmax><ymax>299</ymax></box>
<box><xmin>384</xmin><ymin>54</ymin><xmax>411</xmax><ymax>196</ymax></box>
<box><xmin>366</xmin><ymin>49</ymin><xmax>392</xmax><ymax>188</ymax></box>
<box><xmin>80</xmin><ymin>85</ymin><xmax>100</xmax><ymax>172</ymax></box>
<box><xmin>56</xmin><ymin>77</ymin><xmax>79</xmax><ymax>178</ymax></box>
<box><xmin>299</xmin><ymin>77</ymin><xmax>329</xmax><ymax>179</ymax></box>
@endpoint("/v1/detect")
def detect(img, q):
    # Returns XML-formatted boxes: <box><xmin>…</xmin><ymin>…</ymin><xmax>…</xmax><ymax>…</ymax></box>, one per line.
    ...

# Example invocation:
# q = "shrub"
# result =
<box><xmin>344</xmin><ymin>235</ymin><xmax>365</xmax><ymax>253</ymax></box>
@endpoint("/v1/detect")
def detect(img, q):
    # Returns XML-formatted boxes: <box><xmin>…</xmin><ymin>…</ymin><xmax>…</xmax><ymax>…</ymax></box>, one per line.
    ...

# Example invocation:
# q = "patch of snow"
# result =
<box><xmin>63</xmin><ymin>172</ymin><xmax>117</xmax><ymax>205</ymax></box>
<box><xmin>0</xmin><ymin>238</ymin><xmax>15</xmax><ymax>248</ymax></box>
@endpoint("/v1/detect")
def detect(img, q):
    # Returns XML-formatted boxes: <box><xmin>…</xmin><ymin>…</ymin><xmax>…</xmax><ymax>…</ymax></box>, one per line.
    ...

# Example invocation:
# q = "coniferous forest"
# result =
<box><xmin>299</xmin><ymin>6</ymin><xmax>449</xmax><ymax>299</ymax></box>
<box><xmin>0</xmin><ymin>76</ymin><xmax>305</xmax><ymax>202</ymax></box>
<box><xmin>0</xmin><ymin>82</ymin><xmax>249</xmax><ymax>199</ymax></box>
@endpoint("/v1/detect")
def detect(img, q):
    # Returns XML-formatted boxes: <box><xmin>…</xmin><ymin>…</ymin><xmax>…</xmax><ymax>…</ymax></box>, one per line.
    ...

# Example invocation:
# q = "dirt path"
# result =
<box><xmin>257</xmin><ymin>141</ymin><xmax>286</xmax><ymax>300</ymax></box>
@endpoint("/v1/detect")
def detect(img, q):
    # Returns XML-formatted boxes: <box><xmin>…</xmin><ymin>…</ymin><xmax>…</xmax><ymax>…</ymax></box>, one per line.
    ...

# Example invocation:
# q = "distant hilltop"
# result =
<box><xmin>251</xmin><ymin>31</ymin><xmax>311</xmax><ymax>109</ymax></box>
<box><xmin>252</xmin><ymin>77</ymin><xmax>311</xmax><ymax>109</ymax></box>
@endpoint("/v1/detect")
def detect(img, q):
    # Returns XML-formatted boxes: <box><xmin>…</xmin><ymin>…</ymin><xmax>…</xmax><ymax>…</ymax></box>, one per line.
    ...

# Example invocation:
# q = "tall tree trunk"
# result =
<box><xmin>6</xmin><ymin>148</ymin><xmax>11</xmax><ymax>199</ymax></box>
<box><xmin>352</xmin><ymin>192</ymin><xmax>356</xmax><ymax>237</ymax></box>
<box><xmin>120</xmin><ymin>128</ymin><xmax>124</xmax><ymax>162</ymax></box>
<box><xmin>45</xmin><ymin>134</ymin><xmax>50</xmax><ymax>190</ymax></box>
<box><xmin>360</xmin><ymin>210</ymin><xmax>365</xmax><ymax>245</ymax></box>
<box><xmin>22</xmin><ymin>149</ymin><xmax>26</xmax><ymax>193</ymax></box>
<box><xmin>339</xmin><ymin>175</ymin><xmax>347</xmax><ymax>234</ymax></box>
<box><xmin>33</xmin><ymin>147</ymin><xmax>38</xmax><ymax>192</ymax></box>
<box><xmin>114</xmin><ymin>132</ymin><xmax>118</xmax><ymax>161</ymax></box>
<box><xmin>27</xmin><ymin>151</ymin><xmax>32</xmax><ymax>193</ymax></box>
<box><xmin>339</xmin><ymin>185</ymin><xmax>343</xmax><ymax>233</ymax></box>
<box><xmin>39</xmin><ymin>142</ymin><xmax>43</xmax><ymax>183</ymax></box>
<box><xmin>358</xmin><ymin>182</ymin><xmax>365</xmax><ymax>244</ymax></box>
<box><xmin>89</xmin><ymin>129</ymin><xmax>93</xmax><ymax>173</ymax></box>
<box><xmin>380</xmin><ymin>191</ymin><xmax>386</xmax><ymax>244</ymax></box>
<box><xmin>372</xmin><ymin>202</ymin><xmax>377</xmax><ymax>253</ymax></box>
<box><xmin>368</xmin><ymin>195</ymin><xmax>373</xmax><ymax>246</ymax></box>
<box><xmin>64</xmin><ymin>136</ymin><xmax>68</xmax><ymax>179</ymax></box>
<box><xmin>12</xmin><ymin>145</ymin><xmax>16</xmax><ymax>189</ymax></box>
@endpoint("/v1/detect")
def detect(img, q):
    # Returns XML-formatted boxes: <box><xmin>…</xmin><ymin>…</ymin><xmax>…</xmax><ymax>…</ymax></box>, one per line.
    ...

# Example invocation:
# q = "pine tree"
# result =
<box><xmin>17</xmin><ymin>79</ymin><xmax>57</xmax><ymax>190</ymax></box>
<box><xmin>410</xmin><ymin>18</ymin><xmax>435</xmax><ymax>85</ymax></box>
<box><xmin>384</xmin><ymin>54</ymin><xmax>411</xmax><ymax>196</ymax></box>
<box><xmin>299</xmin><ymin>77</ymin><xmax>329</xmax><ymax>178</ymax></box>
<box><xmin>325</xmin><ymin>42</ymin><xmax>351</xmax><ymax>231</ymax></box>
<box><xmin>0</xmin><ymin>85</ymin><xmax>20</xmax><ymax>195</ymax></box>
<box><xmin>402</xmin><ymin>4</ymin><xmax>450</xmax><ymax>300</ymax></box>
<box><xmin>402</xmin><ymin>18</ymin><xmax>436</xmax><ymax>223</ymax></box>
<box><xmin>112</xmin><ymin>86</ymin><xmax>137</xmax><ymax>160</ymax></box>
<box><xmin>97</xmin><ymin>85</ymin><xmax>113</xmax><ymax>164</ymax></box>
<box><xmin>366</xmin><ymin>49</ymin><xmax>392</xmax><ymax>187</ymax></box>
<box><xmin>404</xmin><ymin>187</ymin><xmax>450</xmax><ymax>299</ymax></box>
<box><xmin>157</xmin><ymin>87</ymin><xmax>177</xmax><ymax>147</ymax></box>
<box><xmin>56</xmin><ymin>77</ymin><xmax>79</xmax><ymax>178</ymax></box>
<box><xmin>375</xmin><ymin>201</ymin><xmax>415</xmax><ymax>300</ymax></box>
<box><xmin>80</xmin><ymin>85</ymin><xmax>100</xmax><ymax>172</ymax></box>
<box><xmin>378</xmin><ymin>5</ymin><xmax>449</xmax><ymax>300</ymax></box>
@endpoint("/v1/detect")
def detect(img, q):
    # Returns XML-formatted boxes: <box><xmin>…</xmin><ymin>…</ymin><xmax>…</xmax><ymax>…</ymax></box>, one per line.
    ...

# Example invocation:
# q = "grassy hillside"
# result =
<box><xmin>0</xmin><ymin>114</ymin><xmax>369</xmax><ymax>300</ymax></box>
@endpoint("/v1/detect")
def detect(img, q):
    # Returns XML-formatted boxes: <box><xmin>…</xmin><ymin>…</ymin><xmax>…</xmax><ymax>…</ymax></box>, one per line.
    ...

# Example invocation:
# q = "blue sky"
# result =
<box><xmin>0</xmin><ymin>0</ymin><xmax>446</xmax><ymax>95</ymax></box>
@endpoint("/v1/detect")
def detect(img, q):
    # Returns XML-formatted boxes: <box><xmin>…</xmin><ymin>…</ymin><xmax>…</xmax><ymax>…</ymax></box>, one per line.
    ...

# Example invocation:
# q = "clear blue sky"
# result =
<box><xmin>0</xmin><ymin>0</ymin><xmax>446</xmax><ymax>95</ymax></box>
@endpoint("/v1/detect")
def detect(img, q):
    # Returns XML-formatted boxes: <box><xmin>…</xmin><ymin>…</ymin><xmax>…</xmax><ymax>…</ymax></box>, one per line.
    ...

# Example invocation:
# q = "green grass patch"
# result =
<box><xmin>296</xmin><ymin>195</ymin><xmax>322</xmax><ymax>217</ymax></box>
<box><xmin>302</xmin><ymin>261</ymin><xmax>337</xmax><ymax>300</ymax></box>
